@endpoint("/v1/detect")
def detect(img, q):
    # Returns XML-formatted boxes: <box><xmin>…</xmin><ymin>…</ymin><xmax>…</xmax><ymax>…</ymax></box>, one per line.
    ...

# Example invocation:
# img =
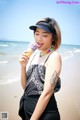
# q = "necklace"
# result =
<box><xmin>39</xmin><ymin>47</ymin><xmax>54</xmax><ymax>57</ymax></box>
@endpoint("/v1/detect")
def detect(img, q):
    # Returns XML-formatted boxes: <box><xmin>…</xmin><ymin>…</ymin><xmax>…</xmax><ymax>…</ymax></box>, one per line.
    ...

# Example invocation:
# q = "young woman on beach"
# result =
<box><xmin>18</xmin><ymin>17</ymin><xmax>62</xmax><ymax>120</ymax></box>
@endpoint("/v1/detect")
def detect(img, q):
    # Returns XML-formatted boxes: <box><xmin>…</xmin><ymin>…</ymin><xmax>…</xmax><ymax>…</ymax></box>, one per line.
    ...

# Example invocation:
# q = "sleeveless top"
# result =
<box><xmin>25</xmin><ymin>53</ymin><xmax>61</xmax><ymax>96</ymax></box>
<box><xmin>18</xmin><ymin>53</ymin><xmax>61</xmax><ymax>119</ymax></box>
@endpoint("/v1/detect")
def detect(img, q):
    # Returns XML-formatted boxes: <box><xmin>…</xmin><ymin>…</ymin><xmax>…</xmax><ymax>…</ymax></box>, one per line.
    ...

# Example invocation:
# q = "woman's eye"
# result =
<box><xmin>35</xmin><ymin>33</ymin><xmax>48</xmax><ymax>37</ymax></box>
<box><xmin>43</xmin><ymin>35</ymin><xmax>47</xmax><ymax>37</ymax></box>
<box><xmin>35</xmin><ymin>33</ymin><xmax>39</xmax><ymax>36</ymax></box>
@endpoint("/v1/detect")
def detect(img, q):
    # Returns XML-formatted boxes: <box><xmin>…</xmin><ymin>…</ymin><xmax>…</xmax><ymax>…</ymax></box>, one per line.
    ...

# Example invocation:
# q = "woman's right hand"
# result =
<box><xmin>19</xmin><ymin>52</ymin><xmax>29</xmax><ymax>68</ymax></box>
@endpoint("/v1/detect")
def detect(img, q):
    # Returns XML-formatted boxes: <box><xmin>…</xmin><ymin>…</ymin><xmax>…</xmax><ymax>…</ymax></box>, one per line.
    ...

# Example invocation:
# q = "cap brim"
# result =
<box><xmin>29</xmin><ymin>25</ymin><xmax>51</xmax><ymax>33</ymax></box>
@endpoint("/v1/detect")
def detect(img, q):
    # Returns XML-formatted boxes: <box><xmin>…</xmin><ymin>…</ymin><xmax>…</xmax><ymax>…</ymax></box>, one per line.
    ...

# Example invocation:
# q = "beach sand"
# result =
<box><xmin>56</xmin><ymin>53</ymin><xmax>80</xmax><ymax>120</ymax></box>
<box><xmin>0</xmin><ymin>80</ymin><xmax>23</xmax><ymax>120</ymax></box>
<box><xmin>0</xmin><ymin>53</ymin><xmax>80</xmax><ymax>120</ymax></box>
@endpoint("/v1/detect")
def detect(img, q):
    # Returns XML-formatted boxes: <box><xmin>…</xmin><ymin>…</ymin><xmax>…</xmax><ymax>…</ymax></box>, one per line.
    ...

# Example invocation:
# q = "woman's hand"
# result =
<box><xmin>19</xmin><ymin>52</ymin><xmax>29</xmax><ymax>68</ymax></box>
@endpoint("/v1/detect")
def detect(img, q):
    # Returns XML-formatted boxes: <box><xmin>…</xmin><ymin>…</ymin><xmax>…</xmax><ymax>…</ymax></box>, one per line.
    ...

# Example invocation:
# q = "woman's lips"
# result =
<box><xmin>36</xmin><ymin>43</ymin><xmax>43</xmax><ymax>48</ymax></box>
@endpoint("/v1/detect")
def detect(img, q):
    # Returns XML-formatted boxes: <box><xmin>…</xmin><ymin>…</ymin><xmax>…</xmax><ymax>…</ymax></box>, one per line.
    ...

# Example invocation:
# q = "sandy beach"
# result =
<box><xmin>0</xmin><ymin>79</ymin><xmax>23</xmax><ymax>120</ymax></box>
<box><xmin>56</xmin><ymin>52</ymin><xmax>80</xmax><ymax>120</ymax></box>
<box><xmin>0</xmin><ymin>52</ymin><xmax>80</xmax><ymax>120</ymax></box>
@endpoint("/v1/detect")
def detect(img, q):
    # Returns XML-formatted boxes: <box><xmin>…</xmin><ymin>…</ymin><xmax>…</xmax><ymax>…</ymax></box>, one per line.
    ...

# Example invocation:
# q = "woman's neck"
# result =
<box><xmin>39</xmin><ymin>47</ymin><xmax>54</xmax><ymax>57</ymax></box>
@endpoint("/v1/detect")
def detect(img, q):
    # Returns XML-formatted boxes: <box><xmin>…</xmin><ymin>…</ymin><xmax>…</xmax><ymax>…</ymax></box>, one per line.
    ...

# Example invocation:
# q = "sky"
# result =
<box><xmin>0</xmin><ymin>0</ymin><xmax>80</xmax><ymax>45</ymax></box>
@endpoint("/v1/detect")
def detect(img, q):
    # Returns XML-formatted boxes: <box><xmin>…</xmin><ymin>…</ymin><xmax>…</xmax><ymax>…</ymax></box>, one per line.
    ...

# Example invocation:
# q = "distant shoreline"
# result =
<box><xmin>0</xmin><ymin>39</ymin><xmax>80</xmax><ymax>46</ymax></box>
<box><xmin>0</xmin><ymin>39</ymin><xmax>30</xmax><ymax>43</ymax></box>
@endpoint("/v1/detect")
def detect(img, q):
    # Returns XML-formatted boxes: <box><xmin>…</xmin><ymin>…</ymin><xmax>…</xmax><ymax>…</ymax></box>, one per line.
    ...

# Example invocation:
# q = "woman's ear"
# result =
<box><xmin>52</xmin><ymin>39</ymin><xmax>54</xmax><ymax>44</ymax></box>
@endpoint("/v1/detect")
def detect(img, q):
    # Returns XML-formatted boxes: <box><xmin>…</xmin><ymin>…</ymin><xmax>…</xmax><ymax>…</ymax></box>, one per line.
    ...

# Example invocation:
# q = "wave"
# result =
<box><xmin>0</xmin><ymin>44</ymin><xmax>8</xmax><ymax>47</ymax></box>
<box><xmin>61</xmin><ymin>48</ymin><xmax>80</xmax><ymax>61</ymax></box>
<box><xmin>0</xmin><ymin>61</ymin><xmax>8</xmax><ymax>64</ymax></box>
<box><xmin>74</xmin><ymin>49</ymin><xmax>80</xmax><ymax>53</ymax></box>
<box><xmin>62</xmin><ymin>55</ymin><xmax>73</xmax><ymax>61</ymax></box>
<box><xmin>10</xmin><ymin>43</ymin><xmax>17</xmax><ymax>46</ymax></box>
<box><xmin>0</xmin><ymin>77</ymin><xmax>20</xmax><ymax>85</ymax></box>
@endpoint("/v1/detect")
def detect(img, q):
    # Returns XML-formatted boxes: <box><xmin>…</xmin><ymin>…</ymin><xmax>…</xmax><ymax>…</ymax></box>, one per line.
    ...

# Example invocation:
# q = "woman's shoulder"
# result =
<box><xmin>45</xmin><ymin>51</ymin><xmax>62</xmax><ymax>67</ymax></box>
<box><xmin>50</xmin><ymin>51</ymin><xmax>61</xmax><ymax>60</ymax></box>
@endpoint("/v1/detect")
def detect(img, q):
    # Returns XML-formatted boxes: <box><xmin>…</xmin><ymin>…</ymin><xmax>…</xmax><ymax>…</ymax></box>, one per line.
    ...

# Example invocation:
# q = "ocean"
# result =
<box><xmin>0</xmin><ymin>40</ymin><xmax>80</xmax><ymax>85</ymax></box>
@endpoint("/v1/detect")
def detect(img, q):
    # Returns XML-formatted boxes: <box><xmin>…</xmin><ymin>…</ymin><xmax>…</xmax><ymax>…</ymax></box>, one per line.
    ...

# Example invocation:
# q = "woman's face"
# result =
<box><xmin>34</xmin><ymin>27</ymin><xmax>53</xmax><ymax>52</ymax></box>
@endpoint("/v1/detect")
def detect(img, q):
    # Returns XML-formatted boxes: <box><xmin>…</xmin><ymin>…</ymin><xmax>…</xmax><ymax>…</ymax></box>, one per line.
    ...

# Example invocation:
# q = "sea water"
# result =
<box><xmin>0</xmin><ymin>40</ymin><xmax>80</xmax><ymax>85</ymax></box>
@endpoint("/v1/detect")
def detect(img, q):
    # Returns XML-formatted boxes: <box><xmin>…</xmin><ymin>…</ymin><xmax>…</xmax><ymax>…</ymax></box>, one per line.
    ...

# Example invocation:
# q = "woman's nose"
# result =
<box><xmin>37</xmin><ymin>35</ymin><xmax>42</xmax><ymax>42</ymax></box>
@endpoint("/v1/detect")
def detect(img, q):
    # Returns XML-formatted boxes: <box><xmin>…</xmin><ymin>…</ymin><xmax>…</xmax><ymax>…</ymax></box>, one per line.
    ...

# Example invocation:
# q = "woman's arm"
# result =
<box><xmin>30</xmin><ymin>52</ymin><xmax>62</xmax><ymax>120</ymax></box>
<box><xmin>19</xmin><ymin>52</ymin><xmax>29</xmax><ymax>89</ymax></box>
<box><xmin>19</xmin><ymin>51</ymin><xmax>37</xmax><ymax>89</ymax></box>
<box><xmin>20</xmin><ymin>66</ymin><xmax>27</xmax><ymax>89</ymax></box>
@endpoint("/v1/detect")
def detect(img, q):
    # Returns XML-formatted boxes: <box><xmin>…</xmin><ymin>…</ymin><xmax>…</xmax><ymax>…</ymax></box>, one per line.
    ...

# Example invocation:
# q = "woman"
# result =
<box><xmin>19</xmin><ymin>17</ymin><xmax>62</xmax><ymax>120</ymax></box>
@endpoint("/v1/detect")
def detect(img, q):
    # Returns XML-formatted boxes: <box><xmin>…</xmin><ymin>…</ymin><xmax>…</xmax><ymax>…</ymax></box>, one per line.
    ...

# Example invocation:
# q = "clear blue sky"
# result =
<box><xmin>0</xmin><ymin>0</ymin><xmax>80</xmax><ymax>45</ymax></box>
